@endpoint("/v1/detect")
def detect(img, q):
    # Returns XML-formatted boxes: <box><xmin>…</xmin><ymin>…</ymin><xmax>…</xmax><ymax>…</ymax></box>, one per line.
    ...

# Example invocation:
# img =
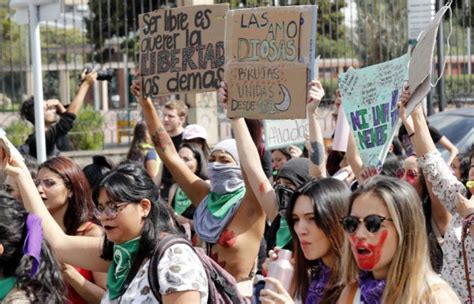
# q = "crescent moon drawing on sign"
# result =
<box><xmin>274</xmin><ymin>84</ymin><xmax>291</xmax><ymax>112</ymax></box>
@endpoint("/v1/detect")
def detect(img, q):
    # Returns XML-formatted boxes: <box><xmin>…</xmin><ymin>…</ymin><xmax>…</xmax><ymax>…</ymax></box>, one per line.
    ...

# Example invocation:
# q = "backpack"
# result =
<box><xmin>148</xmin><ymin>234</ymin><xmax>248</xmax><ymax>304</ymax></box>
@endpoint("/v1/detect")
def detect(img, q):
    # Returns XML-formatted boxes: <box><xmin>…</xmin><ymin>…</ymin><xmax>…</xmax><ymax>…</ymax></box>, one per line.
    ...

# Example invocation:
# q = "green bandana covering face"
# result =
<box><xmin>276</xmin><ymin>217</ymin><xmax>292</xmax><ymax>248</ymax></box>
<box><xmin>107</xmin><ymin>237</ymin><xmax>141</xmax><ymax>300</ymax></box>
<box><xmin>0</xmin><ymin>277</ymin><xmax>16</xmax><ymax>301</ymax></box>
<box><xmin>174</xmin><ymin>187</ymin><xmax>193</xmax><ymax>215</ymax></box>
<box><xmin>207</xmin><ymin>187</ymin><xmax>246</xmax><ymax>219</ymax></box>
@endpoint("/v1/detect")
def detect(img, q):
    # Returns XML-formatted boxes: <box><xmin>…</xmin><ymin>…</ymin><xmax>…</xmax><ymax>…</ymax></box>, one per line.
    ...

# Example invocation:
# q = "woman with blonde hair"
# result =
<box><xmin>338</xmin><ymin>175</ymin><xmax>459</xmax><ymax>304</ymax></box>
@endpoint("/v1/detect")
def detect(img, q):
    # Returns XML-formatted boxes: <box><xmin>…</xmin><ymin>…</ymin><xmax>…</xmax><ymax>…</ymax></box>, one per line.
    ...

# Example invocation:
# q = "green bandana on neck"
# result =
<box><xmin>0</xmin><ymin>277</ymin><xmax>16</xmax><ymax>301</ymax></box>
<box><xmin>207</xmin><ymin>187</ymin><xmax>245</xmax><ymax>219</ymax></box>
<box><xmin>174</xmin><ymin>187</ymin><xmax>192</xmax><ymax>215</ymax></box>
<box><xmin>107</xmin><ymin>237</ymin><xmax>141</xmax><ymax>300</ymax></box>
<box><xmin>276</xmin><ymin>217</ymin><xmax>292</xmax><ymax>248</ymax></box>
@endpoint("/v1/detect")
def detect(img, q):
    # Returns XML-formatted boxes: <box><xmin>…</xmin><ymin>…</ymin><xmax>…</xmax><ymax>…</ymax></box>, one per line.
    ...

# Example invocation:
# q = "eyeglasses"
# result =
<box><xmin>395</xmin><ymin>168</ymin><xmax>421</xmax><ymax>183</ymax></box>
<box><xmin>34</xmin><ymin>179</ymin><xmax>67</xmax><ymax>189</ymax></box>
<box><xmin>93</xmin><ymin>201</ymin><xmax>130</xmax><ymax>219</ymax></box>
<box><xmin>340</xmin><ymin>215</ymin><xmax>393</xmax><ymax>234</ymax></box>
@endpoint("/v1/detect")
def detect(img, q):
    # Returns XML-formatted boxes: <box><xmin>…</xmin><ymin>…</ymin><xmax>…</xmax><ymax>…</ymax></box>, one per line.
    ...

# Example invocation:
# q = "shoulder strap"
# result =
<box><xmin>148</xmin><ymin>234</ymin><xmax>192</xmax><ymax>301</ymax></box>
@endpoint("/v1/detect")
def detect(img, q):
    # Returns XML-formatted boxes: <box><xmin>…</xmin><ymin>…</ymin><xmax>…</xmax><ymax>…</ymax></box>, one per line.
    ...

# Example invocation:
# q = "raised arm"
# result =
<box><xmin>403</xmin><ymin>100</ymin><xmax>455</xmax><ymax>235</ymax></box>
<box><xmin>67</xmin><ymin>70</ymin><xmax>97</xmax><ymax>115</ymax></box>
<box><xmin>346</xmin><ymin>129</ymin><xmax>364</xmax><ymax>182</ymax></box>
<box><xmin>437</xmin><ymin>135</ymin><xmax>458</xmax><ymax>166</ymax></box>
<box><xmin>218</xmin><ymin>82</ymin><xmax>278</xmax><ymax>221</ymax></box>
<box><xmin>1</xmin><ymin>152</ymin><xmax>109</xmax><ymax>272</ymax></box>
<box><xmin>130</xmin><ymin>81</ymin><xmax>210</xmax><ymax>205</ymax></box>
<box><xmin>306</xmin><ymin>80</ymin><xmax>327</xmax><ymax>178</ymax></box>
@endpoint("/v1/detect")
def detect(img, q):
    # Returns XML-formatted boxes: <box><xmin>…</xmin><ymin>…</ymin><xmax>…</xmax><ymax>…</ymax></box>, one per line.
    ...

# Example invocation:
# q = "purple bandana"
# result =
<box><xmin>305</xmin><ymin>260</ymin><xmax>332</xmax><ymax>304</ymax></box>
<box><xmin>23</xmin><ymin>214</ymin><xmax>43</xmax><ymax>276</ymax></box>
<box><xmin>359</xmin><ymin>271</ymin><xmax>386</xmax><ymax>304</ymax></box>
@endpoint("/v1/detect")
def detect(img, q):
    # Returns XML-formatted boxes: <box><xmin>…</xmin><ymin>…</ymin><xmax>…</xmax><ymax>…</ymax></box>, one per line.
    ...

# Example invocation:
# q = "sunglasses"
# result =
<box><xmin>93</xmin><ymin>201</ymin><xmax>130</xmax><ymax>220</ymax></box>
<box><xmin>340</xmin><ymin>214</ymin><xmax>393</xmax><ymax>234</ymax></box>
<box><xmin>395</xmin><ymin>168</ymin><xmax>420</xmax><ymax>182</ymax></box>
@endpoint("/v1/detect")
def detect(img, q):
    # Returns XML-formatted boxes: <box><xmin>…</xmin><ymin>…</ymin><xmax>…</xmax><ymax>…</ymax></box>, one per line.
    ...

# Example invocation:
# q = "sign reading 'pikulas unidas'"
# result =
<box><xmin>225</xmin><ymin>6</ymin><xmax>317</xmax><ymax>120</ymax></box>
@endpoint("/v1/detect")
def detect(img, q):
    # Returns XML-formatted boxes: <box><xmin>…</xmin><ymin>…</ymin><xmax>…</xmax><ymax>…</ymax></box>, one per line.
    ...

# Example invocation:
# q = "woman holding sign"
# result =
<box><xmin>218</xmin><ymin>80</ymin><xmax>328</xmax><ymax>247</ymax></box>
<box><xmin>399</xmin><ymin>93</ymin><xmax>473</xmax><ymax>302</ymax></box>
<box><xmin>131</xmin><ymin>81</ymin><xmax>265</xmax><ymax>298</ymax></box>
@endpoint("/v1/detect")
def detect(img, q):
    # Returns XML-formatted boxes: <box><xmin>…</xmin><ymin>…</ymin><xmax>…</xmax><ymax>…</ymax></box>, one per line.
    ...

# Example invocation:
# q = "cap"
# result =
<box><xmin>183</xmin><ymin>124</ymin><xmax>208</xmax><ymax>141</ymax></box>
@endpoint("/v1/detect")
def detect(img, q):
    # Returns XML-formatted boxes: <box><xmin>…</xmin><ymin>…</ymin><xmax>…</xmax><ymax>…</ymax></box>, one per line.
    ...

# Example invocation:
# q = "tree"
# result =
<box><xmin>84</xmin><ymin>1</ymin><xmax>164</xmax><ymax>62</ymax></box>
<box><xmin>350</xmin><ymin>0</ymin><xmax>408</xmax><ymax>67</ymax></box>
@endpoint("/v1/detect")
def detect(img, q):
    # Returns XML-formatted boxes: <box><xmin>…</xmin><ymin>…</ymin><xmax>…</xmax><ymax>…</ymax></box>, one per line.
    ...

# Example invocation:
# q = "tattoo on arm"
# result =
<box><xmin>151</xmin><ymin>127</ymin><xmax>172</xmax><ymax>152</ymax></box>
<box><xmin>310</xmin><ymin>141</ymin><xmax>325</xmax><ymax>166</ymax></box>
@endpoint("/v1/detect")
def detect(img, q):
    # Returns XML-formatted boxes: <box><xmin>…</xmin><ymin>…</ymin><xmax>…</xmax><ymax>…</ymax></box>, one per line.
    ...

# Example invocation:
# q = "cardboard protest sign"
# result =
<box><xmin>138</xmin><ymin>4</ymin><xmax>229</xmax><ymax>97</ymax></box>
<box><xmin>225</xmin><ymin>5</ymin><xmax>317</xmax><ymax>119</ymax></box>
<box><xmin>407</xmin><ymin>5</ymin><xmax>449</xmax><ymax>115</ymax></box>
<box><xmin>226</xmin><ymin>62</ymin><xmax>307</xmax><ymax>119</ymax></box>
<box><xmin>339</xmin><ymin>54</ymin><xmax>409</xmax><ymax>168</ymax></box>
<box><xmin>264</xmin><ymin>118</ymin><xmax>309</xmax><ymax>149</ymax></box>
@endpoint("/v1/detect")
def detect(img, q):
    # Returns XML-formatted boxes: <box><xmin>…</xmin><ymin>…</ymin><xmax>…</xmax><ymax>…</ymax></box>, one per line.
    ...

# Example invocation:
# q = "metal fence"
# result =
<box><xmin>0</xmin><ymin>0</ymin><xmax>472</xmax><ymax>139</ymax></box>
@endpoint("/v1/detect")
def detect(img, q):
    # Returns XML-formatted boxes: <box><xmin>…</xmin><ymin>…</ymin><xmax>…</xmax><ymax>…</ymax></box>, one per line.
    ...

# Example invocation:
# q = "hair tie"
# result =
<box><xmin>23</xmin><ymin>214</ymin><xmax>43</xmax><ymax>276</ymax></box>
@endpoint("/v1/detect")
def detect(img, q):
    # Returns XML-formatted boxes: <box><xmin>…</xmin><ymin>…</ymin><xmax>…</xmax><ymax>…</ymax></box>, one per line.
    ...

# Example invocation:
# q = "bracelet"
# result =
<box><xmin>408</xmin><ymin>132</ymin><xmax>415</xmax><ymax>138</ymax></box>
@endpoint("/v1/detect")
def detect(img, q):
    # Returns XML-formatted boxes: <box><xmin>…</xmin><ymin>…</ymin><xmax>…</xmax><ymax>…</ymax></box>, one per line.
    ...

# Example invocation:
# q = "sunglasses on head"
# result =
<box><xmin>340</xmin><ymin>214</ymin><xmax>393</xmax><ymax>234</ymax></box>
<box><xmin>395</xmin><ymin>168</ymin><xmax>420</xmax><ymax>182</ymax></box>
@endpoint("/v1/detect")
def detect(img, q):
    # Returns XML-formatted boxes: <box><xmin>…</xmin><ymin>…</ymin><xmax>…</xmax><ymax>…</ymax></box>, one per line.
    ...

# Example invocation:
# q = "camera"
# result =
<box><xmin>274</xmin><ymin>184</ymin><xmax>296</xmax><ymax>217</ymax></box>
<box><xmin>84</xmin><ymin>66</ymin><xmax>114</xmax><ymax>82</ymax></box>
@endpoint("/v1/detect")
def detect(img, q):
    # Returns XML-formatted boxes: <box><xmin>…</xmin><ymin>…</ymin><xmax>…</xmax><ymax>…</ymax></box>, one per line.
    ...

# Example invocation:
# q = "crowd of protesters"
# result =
<box><xmin>0</xmin><ymin>69</ymin><xmax>473</xmax><ymax>304</ymax></box>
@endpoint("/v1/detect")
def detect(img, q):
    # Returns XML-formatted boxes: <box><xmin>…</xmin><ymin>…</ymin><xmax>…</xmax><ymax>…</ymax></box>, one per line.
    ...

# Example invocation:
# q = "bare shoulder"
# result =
<box><xmin>337</xmin><ymin>282</ymin><xmax>357</xmax><ymax>304</ymax></box>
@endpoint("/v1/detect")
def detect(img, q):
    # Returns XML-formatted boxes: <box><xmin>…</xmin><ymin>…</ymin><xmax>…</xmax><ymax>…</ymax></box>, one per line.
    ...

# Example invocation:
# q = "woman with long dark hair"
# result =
<box><xmin>3</xmin><ymin>155</ymin><xmax>210</xmax><ymax>303</ymax></box>
<box><xmin>36</xmin><ymin>156</ymin><xmax>107</xmax><ymax>303</ymax></box>
<box><xmin>131</xmin><ymin>81</ymin><xmax>266</xmax><ymax>299</ymax></box>
<box><xmin>0</xmin><ymin>194</ymin><xmax>66</xmax><ymax>303</ymax></box>
<box><xmin>127</xmin><ymin>121</ymin><xmax>160</xmax><ymax>178</ymax></box>
<box><xmin>259</xmin><ymin>178</ymin><xmax>349</xmax><ymax>303</ymax></box>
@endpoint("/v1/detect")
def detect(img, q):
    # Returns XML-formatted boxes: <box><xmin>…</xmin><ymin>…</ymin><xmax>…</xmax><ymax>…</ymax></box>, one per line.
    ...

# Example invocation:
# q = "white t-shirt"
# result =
<box><xmin>101</xmin><ymin>243</ymin><xmax>209</xmax><ymax>304</ymax></box>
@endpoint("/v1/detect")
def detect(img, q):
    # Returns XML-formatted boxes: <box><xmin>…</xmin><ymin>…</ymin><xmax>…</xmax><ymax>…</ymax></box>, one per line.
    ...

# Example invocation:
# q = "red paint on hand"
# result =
<box><xmin>258</xmin><ymin>182</ymin><xmax>266</xmax><ymax>195</ymax></box>
<box><xmin>217</xmin><ymin>229</ymin><xmax>237</xmax><ymax>248</ymax></box>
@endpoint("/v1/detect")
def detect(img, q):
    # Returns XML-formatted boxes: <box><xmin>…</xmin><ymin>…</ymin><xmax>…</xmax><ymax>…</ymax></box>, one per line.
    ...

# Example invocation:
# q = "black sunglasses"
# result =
<box><xmin>340</xmin><ymin>214</ymin><xmax>393</xmax><ymax>234</ymax></box>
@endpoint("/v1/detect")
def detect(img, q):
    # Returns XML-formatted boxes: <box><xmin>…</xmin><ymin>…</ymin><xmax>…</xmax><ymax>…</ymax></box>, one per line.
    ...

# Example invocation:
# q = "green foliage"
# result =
<box><xmin>4</xmin><ymin>120</ymin><xmax>32</xmax><ymax>147</ymax></box>
<box><xmin>320</xmin><ymin>79</ymin><xmax>339</xmax><ymax>103</ymax></box>
<box><xmin>445</xmin><ymin>74</ymin><xmax>474</xmax><ymax>101</ymax></box>
<box><xmin>69</xmin><ymin>106</ymin><xmax>104</xmax><ymax>150</ymax></box>
<box><xmin>0</xmin><ymin>5</ymin><xmax>25</xmax><ymax>66</ymax></box>
<box><xmin>351</xmin><ymin>1</ymin><xmax>407</xmax><ymax>66</ymax></box>
<box><xmin>85</xmin><ymin>1</ymin><xmax>156</xmax><ymax>61</ymax></box>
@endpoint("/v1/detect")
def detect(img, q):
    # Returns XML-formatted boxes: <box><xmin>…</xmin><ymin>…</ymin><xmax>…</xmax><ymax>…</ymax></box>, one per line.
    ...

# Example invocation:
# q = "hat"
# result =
<box><xmin>183</xmin><ymin>124</ymin><xmax>208</xmax><ymax>141</ymax></box>
<box><xmin>211</xmin><ymin>139</ymin><xmax>239</xmax><ymax>166</ymax></box>
<box><xmin>276</xmin><ymin>158</ymin><xmax>310</xmax><ymax>188</ymax></box>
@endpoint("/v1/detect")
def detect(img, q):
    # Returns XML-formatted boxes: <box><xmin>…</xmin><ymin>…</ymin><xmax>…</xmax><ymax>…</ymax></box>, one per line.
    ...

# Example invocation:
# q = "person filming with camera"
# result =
<box><xmin>20</xmin><ymin>69</ymin><xmax>98</xmax><ymax>159</ymax></box>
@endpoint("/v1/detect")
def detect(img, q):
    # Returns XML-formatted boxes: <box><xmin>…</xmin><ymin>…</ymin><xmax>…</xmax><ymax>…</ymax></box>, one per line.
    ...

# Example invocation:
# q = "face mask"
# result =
<box><xmin>274</xmin><ymin>184</ymin><xmax>296</xmax><ymax>217</ymax></box>
<box><xmin>208</xmin><ymin>162</ymin><xmax>243</xmax><ymax>194</ymax></box>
